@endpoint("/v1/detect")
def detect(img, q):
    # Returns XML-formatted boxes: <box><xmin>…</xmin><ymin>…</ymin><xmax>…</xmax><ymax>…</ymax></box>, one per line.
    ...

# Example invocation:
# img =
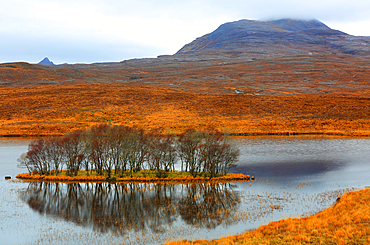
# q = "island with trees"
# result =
<box><xmin>16</xmin><ymin>124</ymin><xmax>251</xmax><ymax>183</ymax></box>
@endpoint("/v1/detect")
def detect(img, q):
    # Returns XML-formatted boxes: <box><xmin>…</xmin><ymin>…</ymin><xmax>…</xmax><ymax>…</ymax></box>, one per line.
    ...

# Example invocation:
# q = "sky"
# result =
<box><xmin>1</xmin><ymin>0</ymin><xmax>370</xmax><ymax>64</ymax></box>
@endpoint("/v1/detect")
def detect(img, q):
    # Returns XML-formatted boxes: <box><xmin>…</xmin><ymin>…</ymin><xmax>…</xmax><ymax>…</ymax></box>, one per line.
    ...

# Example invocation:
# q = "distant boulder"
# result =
<box><xmin>38</xmin><ymin>57</ymin><xmax>54</xmax><ymax>65</ymax></box>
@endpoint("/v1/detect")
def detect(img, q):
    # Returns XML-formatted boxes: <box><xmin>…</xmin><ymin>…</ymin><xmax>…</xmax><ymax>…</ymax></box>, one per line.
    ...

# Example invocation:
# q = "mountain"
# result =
<box><xmin>176</xmin><ymin>19</ymin><xmax>370</xmax><ymax>59</ymax></box>
<box><xmin>38</xmin><ymin>57</ymin><xmax>54</xmax><ymax>65</ymax></box>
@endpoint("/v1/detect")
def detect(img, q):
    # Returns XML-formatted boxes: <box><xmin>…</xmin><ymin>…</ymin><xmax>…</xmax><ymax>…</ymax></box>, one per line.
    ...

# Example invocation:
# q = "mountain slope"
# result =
<box><xmin>176</xmin><ymin>19</ymin><xmax>370</xmax><ymax>58</ymax></box>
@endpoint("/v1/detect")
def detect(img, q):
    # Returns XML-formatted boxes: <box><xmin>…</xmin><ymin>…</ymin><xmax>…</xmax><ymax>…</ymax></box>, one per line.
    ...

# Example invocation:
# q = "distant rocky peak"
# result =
<box><xmin>38</xmin><ymin>57</ymin><xmax>54</xmax><ymax>65</ymax></box>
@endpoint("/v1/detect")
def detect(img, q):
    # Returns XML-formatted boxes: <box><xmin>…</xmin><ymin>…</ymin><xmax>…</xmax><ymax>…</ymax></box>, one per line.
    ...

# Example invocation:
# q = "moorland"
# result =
<box><xmin>1</xmin><ymin>20</ymin><xmax>370</xmax><ymax>137</ymax></box>
<box><xmin>2</xmin><ymin>18</ymin><xmax>370</xmax><ymax>244</ymax></box>
<box><xmin>1</xmin><ymin>53</ymin><xmax>370</xmax><ymax>137</ymax></box>
<box><xmin>1</xmin><ymin>19</ymin><xmax>370</xmax><ymax>137</ymax></box>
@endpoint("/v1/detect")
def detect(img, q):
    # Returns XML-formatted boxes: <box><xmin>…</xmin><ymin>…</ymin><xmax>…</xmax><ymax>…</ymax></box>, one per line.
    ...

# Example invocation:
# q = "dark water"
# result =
<box><xmin>0</xmin><ymin>136</ymin><xmax>369</xmax><ymax>244</ymax></box>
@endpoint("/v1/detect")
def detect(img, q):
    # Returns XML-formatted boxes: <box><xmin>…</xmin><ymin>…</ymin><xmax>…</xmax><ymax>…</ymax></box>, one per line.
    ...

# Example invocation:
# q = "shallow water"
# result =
<box><xmin>0</xmin><ymin>137</ymin><xmax>34</xmax><ymax>178</ymax></box>
<box><xmin>0</xmin><ymin>136</ymin><xmax>369</xmax><ymax>244</ymax></box>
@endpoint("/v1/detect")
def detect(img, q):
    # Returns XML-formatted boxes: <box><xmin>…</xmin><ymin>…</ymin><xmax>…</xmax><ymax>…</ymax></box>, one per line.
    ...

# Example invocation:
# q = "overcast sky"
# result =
<box><xmin>1</xmin><ymin>0</ymin><xmax>370</xmax><ymax>64</ymax></box>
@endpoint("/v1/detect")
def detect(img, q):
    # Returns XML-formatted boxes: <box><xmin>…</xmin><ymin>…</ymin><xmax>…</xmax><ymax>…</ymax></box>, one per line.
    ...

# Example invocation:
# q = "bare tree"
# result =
<box><xmin>161</xmin><ymin>135</ymin><xmax>177</xmax><ymax>172</ymax></box>
<box><xmin>61</xmin><ymin>130</ymin><xmax>85</xmax><ymax>176</ymax></box>
<box><xmin>177</xmin><ymin>129</ymin><xmax>203</xmax><ymax>175</ymax></box>
<box><xmin>44</xmin><ymin>137</ymin><xmax>64</xmax><ymax>175</ymax></box>
<box><xmin>126</xmin><ymin>127</ymin><xmax>149</xmax><ymax>177</ymax></box>
<box><xmin>25</xmin><ymin>139</ymin><xmax>49</xmax><ymax>174</ymax></box>
<box><xmin>89</xmin><ymin>124</ymin><xmax>111</xmax><ymax>177</ymax></box>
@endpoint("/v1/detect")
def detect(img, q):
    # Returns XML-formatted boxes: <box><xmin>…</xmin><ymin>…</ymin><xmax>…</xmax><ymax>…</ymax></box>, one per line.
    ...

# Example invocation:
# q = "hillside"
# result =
<box><xmin>176</xmin><ymin>19</ymin><xmax>370</xmax><ymax>59</ymax></box>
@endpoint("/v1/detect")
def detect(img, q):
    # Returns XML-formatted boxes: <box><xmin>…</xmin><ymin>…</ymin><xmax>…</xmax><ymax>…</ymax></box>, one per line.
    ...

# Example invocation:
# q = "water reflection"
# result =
<box><xmin>178</xmin><ymin>183</ymin><xmax>239</xmax><ymax>228</ymax></box>
<box><xmin>233</xmin><ymin>137</ymin><xmax>370</xmax><ymax>185</ymax></box>
<box><xmin>20</xmin><ymin>182</ymin><xmax>240</xmax><ymax>236</ymax></box>
<box><xmin>235</xmin><ymin>159</ymin><xmax>345</xmax><ymax>181</ymax></box>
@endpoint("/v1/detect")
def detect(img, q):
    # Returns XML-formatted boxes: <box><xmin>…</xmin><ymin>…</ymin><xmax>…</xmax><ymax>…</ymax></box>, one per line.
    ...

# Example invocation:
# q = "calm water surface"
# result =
<box><xmin>0</xmin><ymin>136</ymin><xmax>369</xmax><ymax>244</ymax></box>
<box><xmin>233</xmin><ymin>136</ymin><xmax>370</xmax><ymax>186</ymax></box>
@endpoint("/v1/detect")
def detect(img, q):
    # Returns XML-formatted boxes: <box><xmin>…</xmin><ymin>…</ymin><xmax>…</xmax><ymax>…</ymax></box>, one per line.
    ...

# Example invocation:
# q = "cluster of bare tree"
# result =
<box><xmin>19</xmin><ymin>124</ymin><xmax>240</xmax><ymax>178</ymax></box>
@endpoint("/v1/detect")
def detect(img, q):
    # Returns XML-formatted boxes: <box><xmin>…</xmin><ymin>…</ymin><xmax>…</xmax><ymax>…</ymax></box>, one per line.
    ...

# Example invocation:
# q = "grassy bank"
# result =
<box><xmin>16</xmin><ymin>170</ymin><xmax>252</xmax><ymax>183</ymax></box>
<box><xmin>166</xmin><ymin>188</ymin><xmax>370</xmax><ymax>245</ymax></box>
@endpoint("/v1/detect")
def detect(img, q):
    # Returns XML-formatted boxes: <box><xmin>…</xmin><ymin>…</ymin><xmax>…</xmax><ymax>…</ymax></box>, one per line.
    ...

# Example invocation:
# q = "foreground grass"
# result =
<box><xmin>167</xmin><ymin>188</ymin><xmax>370</xmax><ymax>245</ymax></box>
<box><xmin>16</xmin><ymin>170</ymin><xmax>251</xmax><ymax>183</ymax></box>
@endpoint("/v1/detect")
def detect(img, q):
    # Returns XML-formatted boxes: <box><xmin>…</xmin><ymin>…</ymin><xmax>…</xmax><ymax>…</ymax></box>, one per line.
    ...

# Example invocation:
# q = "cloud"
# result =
<box><xmin>208</xmin><ymin>0</ymin><xmax>370</xmax><ymax>22</ymax></box>
<box><xmin>0</xmin><ymin>0</ymin><xmax>230</xmax><ymax>63</ymax></box>
<box><xmin>1</xmin><ymin>0</ymin><xmax>370</xmax><ymax>63</ymax></box>
<box><xmin>0</xmin><ymin>33</ymin><xmax>166</xmax><ymax>64</ymax></box>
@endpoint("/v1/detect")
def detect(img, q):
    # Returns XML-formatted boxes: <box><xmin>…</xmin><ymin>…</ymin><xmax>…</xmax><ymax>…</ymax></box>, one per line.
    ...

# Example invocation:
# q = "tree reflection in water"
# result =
<box><xmin>20</xmin><ymin>182</ymin><xmax>240</xmax><ymax>236</ymax></box>
<box><xmin>178</xmin><ymin>183</ymin><xmax>239</xmax><ymax>228</ymax></box>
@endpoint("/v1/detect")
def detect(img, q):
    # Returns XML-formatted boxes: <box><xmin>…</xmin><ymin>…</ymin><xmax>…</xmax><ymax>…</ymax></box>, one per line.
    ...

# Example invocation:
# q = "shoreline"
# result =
<box><xmin>16</xmin><ymin>171</ymin><xmax>252</xmax><ymax>184</ymax></box>
<box><xmin>2</xmin><ymin>131</ymin><xmax>370</xmax><ymax>138</ymax></box>
<box><xmin>166</xmin><ymin>188</ymin><xmax>370</xmax><ymax>244</ymax></box>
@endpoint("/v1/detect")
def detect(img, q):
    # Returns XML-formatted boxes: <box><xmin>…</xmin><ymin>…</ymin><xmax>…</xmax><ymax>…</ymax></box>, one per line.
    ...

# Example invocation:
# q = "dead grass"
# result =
<box><xmin>1</xmin><ymin>54</ymin><xmax>370</xmax><ymax>136</ymax></box>
<box><xmin>166</xmin><ymin>188</ymin><xmax>370</xmax><ymax>245</ymax></box>
<box><xmin>1</xmin><ymin>84</ymin><xmax>370</xmax><ymax>136</ymax></box>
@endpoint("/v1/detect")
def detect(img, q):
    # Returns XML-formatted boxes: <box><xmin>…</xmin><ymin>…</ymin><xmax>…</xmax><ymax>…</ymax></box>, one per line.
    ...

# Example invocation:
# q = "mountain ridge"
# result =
<box><xmin>175</xmin><ymin>19</ymin><xmax>369</xmax><ymax>58</ymax></box>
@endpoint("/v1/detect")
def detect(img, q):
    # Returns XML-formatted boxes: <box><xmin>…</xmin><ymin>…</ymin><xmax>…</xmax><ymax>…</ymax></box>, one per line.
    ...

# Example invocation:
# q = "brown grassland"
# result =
<box><xmin>1</xmin><ymin>83</ymin><xmax>370</xmax><ymax>136</ymax></box>
<box><xmin>1</xmin><ymin>54</ymin><xmax>370</xmax><ymax>136</ymax></box>
<box><xmin>166</xmin><ymin>188</ymin><xmax>370</xmax><ymax>245</ymax></box>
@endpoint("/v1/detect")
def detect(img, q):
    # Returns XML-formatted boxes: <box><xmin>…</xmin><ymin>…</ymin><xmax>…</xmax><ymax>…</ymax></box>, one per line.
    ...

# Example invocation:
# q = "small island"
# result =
<box><xmin>16</xmin><ymin>170</ymin><xmax>251</xmax><ymax>183</ymax></box>
<box><xmin>17</xmin><ymin>124</ymin><xmax>252</xmax><ymax>183</ymax></box>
